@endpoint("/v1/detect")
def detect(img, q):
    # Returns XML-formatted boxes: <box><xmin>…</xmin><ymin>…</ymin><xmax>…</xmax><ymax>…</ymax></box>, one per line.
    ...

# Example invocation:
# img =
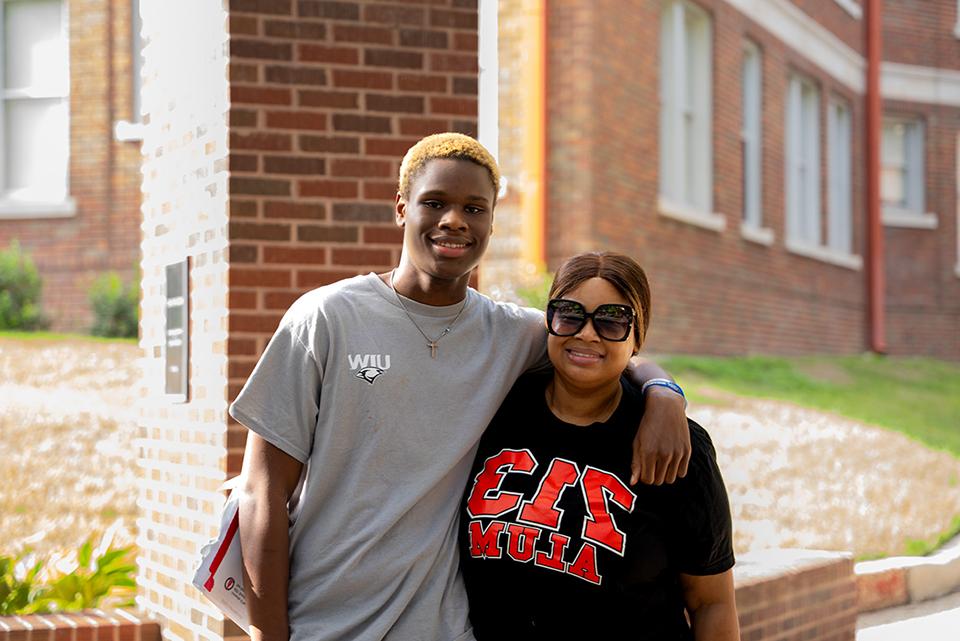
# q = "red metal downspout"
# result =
<box><xmin>865</xmin><ymin>0</ymin><xmax>886</xmax><ymax>353</ymax></box>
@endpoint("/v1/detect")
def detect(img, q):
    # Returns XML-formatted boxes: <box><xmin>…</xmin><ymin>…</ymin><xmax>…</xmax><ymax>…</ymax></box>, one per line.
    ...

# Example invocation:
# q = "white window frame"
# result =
<box><xmin>881</xmin><ymin>116</ymin><xmax>937</xmax><ymax>229</ymax></box>
<box><xmin>785</xmin><ymin>75</ymin><xmax>861</xmax><ymax>270</ymax></box>
<box><xmin>0</xmin><ymin>0</ymin><xmax>76</xmax><ymax>218</ymax></box>
<box><xmin>786</xmin><ymin>74</ymin><xmax>821</xmax><ymax>247</ymax></box>
<box><xmin>833</xmin><ymin>0</ymin><xmax>862</xmax><ymax>20</ymax></box>
<box><xmin>740</xmin><ymin>40</ymin><xmax>772</xmax><ymax>245</ymax></box>
<box><xmin>114</xmin><ymin>0</ymin><xmax>145</xmax><ymax>141</ymax></box>
<box><xmin>658</xmin><ymin>0</ymin><xmax>724</xmax><ymax>232</ymax></box>
<box><xmin>827</xmin><ymin>97</ymin><xmax>852</xmax><ymax>254</ymax></box>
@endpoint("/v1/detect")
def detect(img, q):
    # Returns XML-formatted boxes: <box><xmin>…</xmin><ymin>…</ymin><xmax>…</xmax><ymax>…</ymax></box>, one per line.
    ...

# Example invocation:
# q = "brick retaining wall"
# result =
<box><xmin>0</xmin><ymin>610</ymin><xmax>160</xmax><ymax>641</ymax></box>
<box><xmin>735</xmin><ymin>549</ymin><xmax>857</xmax><ymax>641</ymax></box>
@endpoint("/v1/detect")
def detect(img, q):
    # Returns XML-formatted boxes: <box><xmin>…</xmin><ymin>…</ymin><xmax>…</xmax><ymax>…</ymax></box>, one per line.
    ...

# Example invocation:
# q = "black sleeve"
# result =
<box><xmin>672</xmin><ymin>419</ymin><xmax>736</xmax><ymax>576</ymax></box>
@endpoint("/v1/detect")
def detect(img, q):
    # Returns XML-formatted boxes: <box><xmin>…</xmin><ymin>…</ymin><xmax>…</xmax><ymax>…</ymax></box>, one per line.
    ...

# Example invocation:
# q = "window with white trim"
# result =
<box><xmin>659</xmin><ymin>0</ymin><xmax>712</xmax><ymax>216</ymax></box>
<box><xmin>827</xmin><ymin>98</ymin><xmax>852</xmax><ymax>253</ymax></box>
<box><xmin>881</xmin><ymin>118</ymin><xmax>928</xmax><ymax>222</ymax></box>
<box><xmin>1</xmin><ymin>0</ymin><xmax>71</xmax><ymax>210</ymax></box>
<box><xmin>741</xmin><ymin>40</ymin><xmax>762</xmax><ymax>231</ymax></box>
<box><xmin>786</xmin><ymin>75</ymin><xmax>821</xmax><ymax>247</ymax></box>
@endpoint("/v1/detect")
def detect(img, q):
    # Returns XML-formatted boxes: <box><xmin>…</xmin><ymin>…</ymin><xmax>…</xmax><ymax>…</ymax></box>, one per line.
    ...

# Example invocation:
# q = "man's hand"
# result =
<box><xmin>631</xmin><ymin>385</ymin><xmax>691</xmax><ymax>485</ymax></box>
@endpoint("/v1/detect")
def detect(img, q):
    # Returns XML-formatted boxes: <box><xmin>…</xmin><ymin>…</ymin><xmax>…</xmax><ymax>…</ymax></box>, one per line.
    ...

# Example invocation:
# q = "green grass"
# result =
<box><xmin>0</xmin><ymin>330</ymin><xmax>136</xmax><ymax>345</ymax></box>
<box><xmin>902</xmin><ymin>515</ymin><xmax>960</xmax><ymax>557</ymax></box>
<box><xmin>661</xmin><ymin>353</ymin><xmax>960</xmax><ymax>457</ymax></box>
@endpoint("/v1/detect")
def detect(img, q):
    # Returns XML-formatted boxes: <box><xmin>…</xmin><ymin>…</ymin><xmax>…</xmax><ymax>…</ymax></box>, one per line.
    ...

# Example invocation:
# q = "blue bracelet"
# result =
<box><xmin>641</xmin><ymin>378</ymin><xmax>687</xmax><ymax>408</ymax></box>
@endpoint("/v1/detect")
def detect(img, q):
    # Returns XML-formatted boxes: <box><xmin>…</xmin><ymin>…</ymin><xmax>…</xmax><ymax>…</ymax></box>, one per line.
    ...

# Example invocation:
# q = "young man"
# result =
<box><xmin>232</xmin><ymin>134</ymin><xmax>690</xmax><ymax>641</ymax></box>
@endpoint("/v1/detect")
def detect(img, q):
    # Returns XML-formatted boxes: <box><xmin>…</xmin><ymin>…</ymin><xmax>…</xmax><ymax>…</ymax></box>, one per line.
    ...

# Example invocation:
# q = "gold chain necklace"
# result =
<box><xmin>389</xmin><ymin>270</ymin><xmax>469</xmax><ymax>359</ymax></box>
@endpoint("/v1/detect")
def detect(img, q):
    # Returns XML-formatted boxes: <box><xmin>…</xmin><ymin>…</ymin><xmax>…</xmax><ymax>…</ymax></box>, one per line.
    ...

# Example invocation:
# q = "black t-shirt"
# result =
<box><xmin>460</xmin><ymin>373</ymin><xmax>735</xmax><ymax>641</ymax></box>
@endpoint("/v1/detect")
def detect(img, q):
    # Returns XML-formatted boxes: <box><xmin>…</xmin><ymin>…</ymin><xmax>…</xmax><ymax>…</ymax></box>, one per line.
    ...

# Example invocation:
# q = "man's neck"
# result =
<box><xmin>382</xmin><ymin>264</ymin><xmax>470</xmax><ymax>306</ymax></box>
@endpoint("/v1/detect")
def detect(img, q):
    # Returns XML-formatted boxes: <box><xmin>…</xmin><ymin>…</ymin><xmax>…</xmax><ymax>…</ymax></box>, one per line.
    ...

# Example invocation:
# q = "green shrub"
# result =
<box><xmin>516</xmin><ymin>271</ymin><xmax>554</xmax><ymax>311</ymax></box>
<box><xmin>0</xmin><ymin>552</ymin><xmax>48</xmax><ymax>615</ymax></box>
<box><xmin>43</xmin><ymin>540</ymin><xmax>136</xmax><ymax>611</ymax></box>
<box><xmin>0</xmin><ymin>538</ymin><xmax>136</xmax><ymax>615</ymax></box>
<box><xmin>89</xmin><ymin>272</ymin><xmax>139</xmax><ymax>338</ymax></box>
<box><xmin>0</xmin><ymin>240</ymin><xmax>47</xmax><ymax>330</ymax></box>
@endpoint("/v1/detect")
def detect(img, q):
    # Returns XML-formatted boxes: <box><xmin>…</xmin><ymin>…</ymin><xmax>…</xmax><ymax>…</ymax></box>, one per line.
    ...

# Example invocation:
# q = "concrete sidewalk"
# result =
<box><xmin>856</xmin><ymin>531</ymin><xmax>960</xmax><ymax>611</ymax></box>
<box><xmin>855</xmin><ymin>533</ymin><xmax>960</xmax><ymax>640</ymax></box>
<box><xmin>857</xmin><ymin>590</ymin><xmax>960</xmax><ymax>640</ymax></box>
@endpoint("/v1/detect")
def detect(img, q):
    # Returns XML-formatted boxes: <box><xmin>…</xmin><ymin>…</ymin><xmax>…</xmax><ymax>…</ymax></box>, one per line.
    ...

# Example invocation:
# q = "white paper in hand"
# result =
<box><xmin>192</xmin><ymin>488</ymin><xmax>250</xmax><ymax>634</ymax></box>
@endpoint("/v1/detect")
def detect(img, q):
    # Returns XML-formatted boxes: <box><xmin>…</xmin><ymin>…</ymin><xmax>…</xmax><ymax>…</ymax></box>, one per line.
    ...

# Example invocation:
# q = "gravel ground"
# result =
<box><xmin>691</xmin><ymin>395</ymin><xmax>960</xmax><ymax>557</ymax></box>
<box><xmin>0</xmin><ymin>338</ymin><xmax>140</xmax><ymax>556</ymax></box>
<box><xmin>2</xmin><ymin>338</ymin><xmax>959</xmax><ymax>560</ymax></box>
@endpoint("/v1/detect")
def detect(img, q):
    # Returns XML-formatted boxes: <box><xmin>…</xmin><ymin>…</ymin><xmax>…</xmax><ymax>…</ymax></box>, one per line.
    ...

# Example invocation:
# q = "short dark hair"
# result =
<box><xmin>548</xmin><ymin>251</ymin><xmax>652</xmax><ymax>349</ymax></box>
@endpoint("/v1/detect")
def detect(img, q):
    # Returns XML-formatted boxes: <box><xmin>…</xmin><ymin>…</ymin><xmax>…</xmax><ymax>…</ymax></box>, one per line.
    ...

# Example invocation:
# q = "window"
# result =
<box><xmin>0</xmin><ymin>0</ymin><xmax>73</xmax><ymax>214</ymax></box>
<box><xmin>827</xmin><ymin>98</ymin><xmax>852</xmax><ymax>253</ymax></box>
<box><xmin>786</xmin><ymin>75</ymin><xmax>821</xmax><ymax>247</ymax></box>
<box><xmin>741</xmin><ymin>41</ymin><xmax>768</xmax><ymax>241</ymax></box>
<box><xmin>881</xmin><ymin>118</ymin><xmax>934</xmax><ymax>227</ymax></box>
<box><xmin>659</xmin><ymin>0</ymin><xmax>719</xmax><ymax>228</ymax></box>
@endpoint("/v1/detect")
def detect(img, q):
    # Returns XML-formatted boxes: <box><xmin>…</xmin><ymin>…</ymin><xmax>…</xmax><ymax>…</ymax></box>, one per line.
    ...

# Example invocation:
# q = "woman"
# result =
<box><xmin>460</xmin><ymin>252</ymin><xmax>739</xmax><ymax>640</ymax></box>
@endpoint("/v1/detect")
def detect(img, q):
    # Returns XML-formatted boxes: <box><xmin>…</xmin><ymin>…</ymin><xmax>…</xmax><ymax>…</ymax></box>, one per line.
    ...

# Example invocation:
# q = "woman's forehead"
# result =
<box><xmin>560</xmin><ymin>277</ymin><xmax>630</xmax><ymax>306</ymax></box>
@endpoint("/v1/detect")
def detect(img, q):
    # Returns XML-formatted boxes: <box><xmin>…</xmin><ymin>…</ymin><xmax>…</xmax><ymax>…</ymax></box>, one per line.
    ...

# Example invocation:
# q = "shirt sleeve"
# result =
<box><xmin>228</xmin><ymin>299</ymin><xmax>324</xmax><ymax>464</ymax></box>
<box><xmin>517</xmin><ymin>305</ymin><xmax>550</xmax><ymax>373</ymax></box>
<box><xmin>673</xmin><ymin>420</ymin><xmax>736</xmax><ymax>575</ymax></box>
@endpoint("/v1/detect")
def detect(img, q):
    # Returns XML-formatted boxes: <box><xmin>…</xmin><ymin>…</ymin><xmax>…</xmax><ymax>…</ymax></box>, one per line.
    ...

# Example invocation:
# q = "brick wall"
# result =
<box><xmin>0</xmin><ymin>610</ymin><xmax>161</xmax><ymax>641</ymax></box>
<box><xmin>136</xmin><ymin>1</ymin><xmax>231</xmax><ymax>640</ymax></box>
<box><xmin>735</xmin><ymin>549</ymin><xmax>857</xmax><ymax>641</ymax></box>
<box><xmin>790</xmin><ymin>0</ymin><xmax>863</xmax><ymax>53</ymax></box>
<box><xmin>883</xmin><ymin>0</ymin><xmax>960</xmax><ymax>70</ymax></box>
<box><xmin>540</xmin><ymin>0</ymin><xmax>959</xmax><ymax>358</ymax></box>
<box><xmin>224</xmin><ymin>0</ymin><xmax>480</xmax><ymax>477</ymax></box>
<box><xmin>0</xmin><ymin>0</ymin><xmax>141</xmax><ymax>332</ymax></box>
<box><xmin>883</xmin><ymin>102</ymin><xmax>960</xmax><ymax>359</ymax></box>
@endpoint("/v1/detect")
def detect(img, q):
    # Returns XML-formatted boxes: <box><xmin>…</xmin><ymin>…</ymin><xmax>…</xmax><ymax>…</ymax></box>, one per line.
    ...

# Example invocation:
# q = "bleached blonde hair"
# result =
<box><xmin>398</xmin><ymin>132</ymin><xmax>500</xmax><ymax>201</ymax></box>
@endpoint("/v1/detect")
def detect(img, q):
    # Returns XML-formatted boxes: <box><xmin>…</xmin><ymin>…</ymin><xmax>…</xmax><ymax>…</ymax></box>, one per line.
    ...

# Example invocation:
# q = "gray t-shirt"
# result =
<box><xmin>229</xmin><ymin>273</ymin><xmax>547</xmax><ymax>641</ymax></box>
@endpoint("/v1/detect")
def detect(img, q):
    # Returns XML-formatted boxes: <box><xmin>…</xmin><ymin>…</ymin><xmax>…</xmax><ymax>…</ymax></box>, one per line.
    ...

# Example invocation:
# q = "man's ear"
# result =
<box><xmin>395</xmin><ymin>192</ymin><xmax>405</xmax><ymax>227</ymax></box>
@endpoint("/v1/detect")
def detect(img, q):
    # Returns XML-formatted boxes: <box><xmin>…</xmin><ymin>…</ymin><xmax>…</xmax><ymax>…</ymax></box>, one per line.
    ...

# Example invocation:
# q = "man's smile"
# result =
<box><xmin>430</xmin><ymin>236</ymin><xmax>473</xmax><ymax>257</ymax></box>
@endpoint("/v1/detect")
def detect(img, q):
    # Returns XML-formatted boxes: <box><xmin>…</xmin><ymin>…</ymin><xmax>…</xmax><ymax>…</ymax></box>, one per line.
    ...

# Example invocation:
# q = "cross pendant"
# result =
<box><xmin>428</xmin><ymin>341</ymin><xmax>438</xmax><ymax>359</ymax></box>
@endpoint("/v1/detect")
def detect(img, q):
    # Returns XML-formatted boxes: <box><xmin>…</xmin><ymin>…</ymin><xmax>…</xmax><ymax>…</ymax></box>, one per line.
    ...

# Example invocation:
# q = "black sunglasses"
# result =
<box><xmin>546</xmin><ymin>299</ymin><xmax>635</xmax><ymax>342</ymax></box>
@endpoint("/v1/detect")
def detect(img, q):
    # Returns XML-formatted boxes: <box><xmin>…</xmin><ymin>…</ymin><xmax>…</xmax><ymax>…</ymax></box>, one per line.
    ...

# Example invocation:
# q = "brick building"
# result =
<box><xmin>488</xmin><ymin>0</ymin><xmax>960</xmax><ymax>359</ymax></box>
<box><xmin>0</xmin><ymin>0</ymin><xmax>143</xmax><ymax>331</ymax></box>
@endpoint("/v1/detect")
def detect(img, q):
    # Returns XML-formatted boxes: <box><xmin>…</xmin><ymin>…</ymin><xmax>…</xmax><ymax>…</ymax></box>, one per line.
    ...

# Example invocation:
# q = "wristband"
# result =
<box><xmin>641</xmin><ymin>378</ymin><xmax>687</xmax><ymax>408</ymax></box>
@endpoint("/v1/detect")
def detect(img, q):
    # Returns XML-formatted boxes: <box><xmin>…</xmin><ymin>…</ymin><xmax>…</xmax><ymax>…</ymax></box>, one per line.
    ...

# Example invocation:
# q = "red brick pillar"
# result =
<box><xmin>138</xmin><ymin>1</ymin><xmax>479</xmax><ymax>639</ymax></box>
<box><xmin>225</xmin><ymin>0</ymin><xmax>480</xmax><ymax>478</ymax></box>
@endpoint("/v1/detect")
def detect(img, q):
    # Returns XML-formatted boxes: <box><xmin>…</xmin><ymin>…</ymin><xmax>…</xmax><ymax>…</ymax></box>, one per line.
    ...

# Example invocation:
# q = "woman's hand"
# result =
<box><xmin>631</xmin><ymin>384</ymin><xmax>691</xmax><ymax>485</ymax></box>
